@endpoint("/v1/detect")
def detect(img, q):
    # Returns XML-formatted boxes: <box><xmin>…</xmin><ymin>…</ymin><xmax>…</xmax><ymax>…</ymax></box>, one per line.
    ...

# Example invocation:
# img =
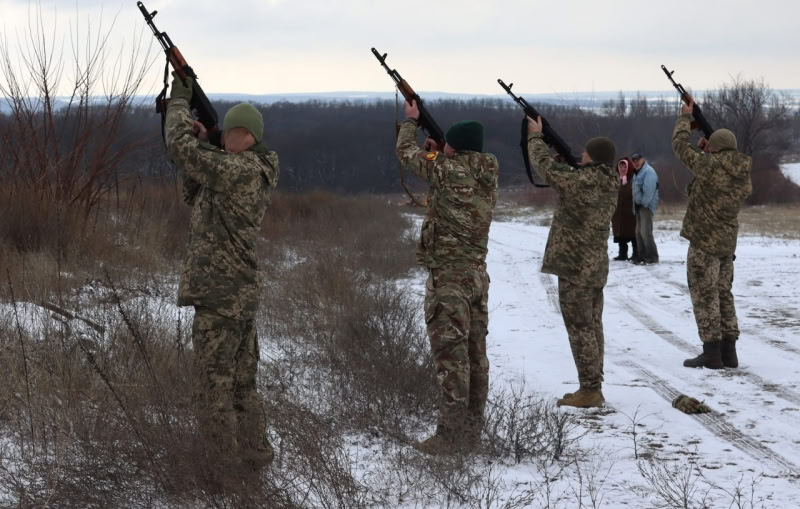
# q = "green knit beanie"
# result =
<box><xmin>223</xmin><ymin>103</ymin><xmax>264</xmax><ymax>143</ymax></box>
<box><xmin>585</xmin><ymin>137</ymin><xmax>616</xmax><ymax>166</ymax></box>
<box><xmin>709</xmin><ymin>128</ymin><xmax>737</xmax><ymax>151</ymax></box>
<box><xmin>445</xmin><ymin>121</ymin><xmax>484</xmax><ymax>152</ymax></box>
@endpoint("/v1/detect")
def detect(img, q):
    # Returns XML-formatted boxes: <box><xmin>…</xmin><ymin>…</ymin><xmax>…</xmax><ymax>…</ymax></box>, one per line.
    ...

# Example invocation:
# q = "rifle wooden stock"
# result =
<box><xmin>139</xmin><ymin>1</ymin><xmax>220</xmax><ymax>139</ymax></box>
<box><xmin>168</xmin><ymin>48</ymin><xmax>188</xmax><ymax>80</ymax></box>
<box><xmin>371</xmin><ymin>47</ymin><xmax>445</xmax><ymax>145</ymax></box>
<box><xmin>397</xmin><ymin>81</ymin><xmax>415</xmax><ymax>103</ymax></box>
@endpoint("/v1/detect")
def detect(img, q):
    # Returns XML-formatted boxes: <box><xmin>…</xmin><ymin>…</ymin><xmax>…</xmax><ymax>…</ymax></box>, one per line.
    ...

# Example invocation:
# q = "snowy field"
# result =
<box><xmin>2</xmin><ymin>212</ymin><xmax>798</xmax><ymax>507</ymax></box>
<box><xmin>781</xmin><ymin>162</ymin><xmax>800</xmax><ymax>187</ymax></box>
<box><xmin>354</xmin><ymin>214</ymin><xmax>799</xmax><ymax>507</ymax></box>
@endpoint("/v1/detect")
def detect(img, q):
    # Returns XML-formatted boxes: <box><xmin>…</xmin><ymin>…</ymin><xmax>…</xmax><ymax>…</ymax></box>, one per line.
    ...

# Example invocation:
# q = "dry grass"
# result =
<box><xmin>657</xmin><ymin>205</ymin><xmax>800</xmax><ymax>239</ymax></box>
<box><xmin>0</xmin><ymin>184</ymin><xmax>434</xmax><ymax>506</ymax></box>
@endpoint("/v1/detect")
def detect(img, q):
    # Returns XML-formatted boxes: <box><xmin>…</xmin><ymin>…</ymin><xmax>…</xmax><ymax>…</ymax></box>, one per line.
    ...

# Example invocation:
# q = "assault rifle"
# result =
<box><xmin>498</xmin><ymin>79</ymin><xmax>577</xmax><ymax>187</ymax></box>
<box><xmin>138</xmin><ymin>1</ymin><xmax>221</xmax><ymax>146</ymax></box>
<box><xmin>661</xmin><ymin>64</ymin><xmax>714</xmax><ymax>138</ymax></box>
<box><xmin>371</xmin><ymin>47</ymin><xmax>445</xmax><ymax>148</ymax></box>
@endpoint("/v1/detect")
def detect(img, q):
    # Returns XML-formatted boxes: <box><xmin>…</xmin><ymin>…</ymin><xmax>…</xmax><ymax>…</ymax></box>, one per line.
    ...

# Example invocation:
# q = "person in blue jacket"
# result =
<box><xmin>631</xmin><ymin>154</ymin><xmax>659</xmax><ymax>264</ymax></box>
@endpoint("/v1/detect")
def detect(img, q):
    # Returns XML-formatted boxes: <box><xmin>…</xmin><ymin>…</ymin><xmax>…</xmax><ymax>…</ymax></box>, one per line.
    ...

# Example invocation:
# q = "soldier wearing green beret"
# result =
<box><xmin>527</xmin><ymin>116</ymin><xmax>620</xmax><ymax>408</ymax></box>
<box><xmin>673</xmin><ymin>102</ymin><xmax>752</xmax><ymax>370</ymax></box>
<box><xmin>166</xmin><ymin>74</ymin><xmax>279</xmax><ymax>480</ymax></box>
<box><xmin>396</xmin><ymin>100</ymin><xmax>498</xmax><ymax>455</ymax></box>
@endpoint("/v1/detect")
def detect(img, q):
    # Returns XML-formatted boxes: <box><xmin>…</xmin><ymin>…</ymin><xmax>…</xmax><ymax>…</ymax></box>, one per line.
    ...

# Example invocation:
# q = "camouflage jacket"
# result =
<box><xmin>166</xmin><ymin>98</ymin><xmax>280</xmax><ymax>320</ymax></box>
<box><xmin>672</xmin><ymin>114</ymin><xmax>752</xmax><ymax>257</ymax></box>
<box><xmin>527</xmin><ymin>133</ymin><xmax>619</xmax><ymax>288</ymax></box>
<box><xmin>396</xmin><ymin>118</ymin><xmax>498</xmax><ymax>269</ymax></box>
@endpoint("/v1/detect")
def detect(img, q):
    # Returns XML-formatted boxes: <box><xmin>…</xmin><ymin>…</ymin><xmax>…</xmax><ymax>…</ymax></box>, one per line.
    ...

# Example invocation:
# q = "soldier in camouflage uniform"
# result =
<box><xmin>527</xmin><ymin>116</ymin><xmax>619</xmax><ymax>408</ymax></box>
<box><xmin>672</xmin><ymin>101</ymin><xmax>752</xmax><ymax>369</ymax></box>
<box><xmin>396</xmin><ymin>100</ymin><xmax>498</xmax><ymax>455</ymax></box>
<box><xmin>166</xmin><ymin>73</ymin><xmax>279</xmax><ymax>475</ymax></box>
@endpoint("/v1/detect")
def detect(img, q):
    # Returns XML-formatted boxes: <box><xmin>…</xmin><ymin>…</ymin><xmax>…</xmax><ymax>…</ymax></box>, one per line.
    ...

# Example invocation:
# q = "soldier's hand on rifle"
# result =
<box><xmin>698</xmin><ymin>136</ymin><xmax>710</xmax><ymax>152</ymax></box>
<box><xmin>193</xmin><ymin>120</ymin><xmax>209</xmax><ymax>142</ymax></box>
<box><xmin>170</xmin><ymin>71</ymin><xmax>193</xmax><ymax>101</ymax></box>
<box><xmin>681</xmin><ymin>100</ymin><xmax>695</xmax><ymax>115</ymax></box>
<box><xmin>405</xmin><ymin>100</ymin><xmax>420</xmax><ymax>120</ymax></box>
<box><xmin>424</xmin><ymin>137</ymin><xmax>443</xmax><ymax>151</ymax></box>
<box><xmin>527</xmin><ymin>115</ymin><xmax>543</xmax><ymax>134</ymax></box>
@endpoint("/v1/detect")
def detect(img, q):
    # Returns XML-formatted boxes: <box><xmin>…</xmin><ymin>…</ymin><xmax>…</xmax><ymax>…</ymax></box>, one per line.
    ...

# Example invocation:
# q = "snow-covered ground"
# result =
<box><xmin>3</xmin><ymin>213</ymin><xmax>798</xmax><ymax>506</ymax></box>
<box><xmin>781</xmin><ymin>162</ymin><xmax>800</xmax><ymax>186</ymax></box>
<box><xmin>453</xmin><ymin>216</ymin><xmax>799</xmax><ymax>506</ymax></box>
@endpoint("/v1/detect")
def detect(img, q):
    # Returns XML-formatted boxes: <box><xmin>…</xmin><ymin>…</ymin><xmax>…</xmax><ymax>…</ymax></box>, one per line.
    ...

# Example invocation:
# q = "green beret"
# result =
<box><xmin>445</xmin><ymin>120</ymin><xmax>484</xmax><ymax>152</ymax></box>
<box><xmin>585</xmin><ymin>137</ymin><xmax>616</xmax><ymax>166</ymax></box>
<box><xmin>223</xmin><ymin>103</ymin><xmax>264</xmax><ymax>143</ymax></box>
<box><xmin>709</xmin><ymin>128</ymin><xmax>737</xmax><ymax>151</ymax></box>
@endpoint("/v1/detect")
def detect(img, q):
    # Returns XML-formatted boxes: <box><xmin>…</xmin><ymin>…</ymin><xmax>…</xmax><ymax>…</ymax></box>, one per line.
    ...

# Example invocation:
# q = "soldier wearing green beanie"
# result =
<box><xmin>526</xmin><ymin>115</ymin><xmax>620</xmax><ymax>409</ymax></box>
<box><xmin>445</xmin><ymin>121</ymin><xmax>484</xmax><ymax>152</ymax></box>
<box><xmin>223</xmin><ymin>103</ymin><xmax>264</xmax><ymax>145</ymax></box>
<box><xmin>673</xmin><ymin>102</ymin><xmax>751</xmax><ymax>371</ymax></box>
<box><xmin>166</xmin><ymin>74</ymin><xmax>280</xmax><ymax>486</ymax></box>
<box><xmin>397</xmin><ymin>101</ymin><xmax>498</xmax><ymax>456</ymax></box>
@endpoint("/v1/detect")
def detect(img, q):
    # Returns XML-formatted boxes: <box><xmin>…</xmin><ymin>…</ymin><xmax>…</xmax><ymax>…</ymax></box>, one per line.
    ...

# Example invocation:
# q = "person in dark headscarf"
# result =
<box><xmin>611</xmin><ymin>157</ymin><xmax>637</xmax><ymax>261</ymax></box>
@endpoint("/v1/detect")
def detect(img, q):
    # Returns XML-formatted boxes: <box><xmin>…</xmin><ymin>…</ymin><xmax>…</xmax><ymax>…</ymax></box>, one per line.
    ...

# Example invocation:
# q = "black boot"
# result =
<box><xmin>613</xmin><ymin>242</ymin><xmax>628</xmax><ymax>261</ymax></box>
<box><xmin>721</xmin><ymin>338</ymin><xmax>738</xmax><ymax>368</ymax></box>
<box><xmin>683</xmin><ymin>341</ymin><xmax>723</xmax><ymax>369</ymax></box>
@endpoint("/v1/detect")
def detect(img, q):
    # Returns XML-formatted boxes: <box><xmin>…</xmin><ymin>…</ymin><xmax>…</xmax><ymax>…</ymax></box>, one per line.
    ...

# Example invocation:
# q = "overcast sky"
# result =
<box><xmin>1</xmin><ymin>0</ymin><xmax>798</xmax><ymax>97</ymax></box>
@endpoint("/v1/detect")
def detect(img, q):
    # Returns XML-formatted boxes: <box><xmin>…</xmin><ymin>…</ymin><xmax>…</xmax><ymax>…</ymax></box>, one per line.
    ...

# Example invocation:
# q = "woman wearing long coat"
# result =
<box><xmin>612</xmin><ymin>157</ymin><xmax>637</xmax><ymax>261</ymax></box>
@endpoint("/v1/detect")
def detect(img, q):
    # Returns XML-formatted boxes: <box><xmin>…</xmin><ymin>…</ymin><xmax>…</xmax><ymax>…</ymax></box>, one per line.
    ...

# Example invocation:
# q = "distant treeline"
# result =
<box><xmin>127</xmin><ymin>91</ymin><xmax>799</xmax><ymax>202</ymax></box>
<box><xmin>4</xmin><ymin>88</ymin><xmax>800</xmax><ymax>202</ymax></box>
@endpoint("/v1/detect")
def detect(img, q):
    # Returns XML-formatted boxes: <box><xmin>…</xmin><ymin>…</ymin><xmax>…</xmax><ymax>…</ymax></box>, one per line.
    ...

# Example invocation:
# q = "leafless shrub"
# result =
<box><xmin>698</xmin><ymin>470</ymin><xmax>772</xmax><ymax>509</ymax></box>
<box><xmin>569</xmin><ymin>451</ymin><xmax>616</xmax><ymax>509</ymax></box>
<box><xmin>637</xmin><ymin>457</ymin><xmax>710</xmax><ymax>509</ymax></box>
<box><xmin>619</xmin><ymin>405</ymin><xmax>658</xmax><ymax>460</ymax></box>
<box><xmin>0</xmin><ymin>4</ymin><xmax>153</xmax><ymax>254</ymax></box>
<box><xmin>483</xmin><ymin>384</ymin><xmax>581</xmax><ymax>463</ymax></box>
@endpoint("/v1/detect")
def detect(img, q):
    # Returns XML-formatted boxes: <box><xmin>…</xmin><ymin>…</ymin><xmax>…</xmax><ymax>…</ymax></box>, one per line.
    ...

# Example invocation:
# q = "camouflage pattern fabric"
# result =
<box><xmin>166</xmin><ymin>97</ymin><xmax>280</xmax><ymax>321</ymax></box>
<box><xmin>396</xmin><ymin>118</ymin><xmax>497</xmax><ymax>440</ymax></box>
<box><xmin>527</xmin><ymin>133</ymin><xmax>620</xmax><ymax>288</ymax></box>
<box><xmin>183</xmin><ymin>175</ymin><xmax>202</xmax><ymax>206</ymax></box>
<box><xmin>558</xmin><ymin>278</ymin><xmax>605</xmax><ymax>390</ymax></box>
<box><xmin>672</xmin><ymin>394</ymin><xmax>712</xmax><ymax>414</ymax></box>
<box><xmin>424</xmin><ymin>268</ymin><xmax>490</xmax><ymax>436</ymax></box>
<box><xmin>688</xmin><ymin>245</ymin><xmax>740</xmax><ymax>343</ymax></box>
<box><xmin>672</xmin><ymin>114</ymin><xmax>752</xmax><ymax>258</ymax></box>
<box><xmin>396</xmin><ymin>118</ymin><xmax>499</xmax><ymax>270</ymax></box>
<box><xmin>191</xmin><ymin>307</ymin><xmax>273</xmax><ymax>465</ymax></box>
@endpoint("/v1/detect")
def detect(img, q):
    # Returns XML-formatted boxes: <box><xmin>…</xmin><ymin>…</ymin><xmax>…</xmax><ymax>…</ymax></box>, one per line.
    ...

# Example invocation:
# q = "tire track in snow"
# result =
<box><xmin>659</xmin><ymin>279</ymin><xmax>800</xmax><ymax>356</ymax></box>
<box><xmin>493</xmin><ymin>224</ymin><xmax>799</xmax><ymax>473</ymax></box>
<box><xmin>489</xmin><ymin>226</ymin><xmax>560</xmax><ymax>315</ymax></box>
<box><xmin>539</xmin><ymin>273</ymin><xmax>561</xmax><ymax>314</ymax></box>
<box><xmin>617</xmin><ymin>359</ymin><xmax>799</xmax><ymax>473</ymax></box>
<box><xmin>620</xmin><ymin>295</ymin><xmax>800</xmax><ymax>407</ymax></box>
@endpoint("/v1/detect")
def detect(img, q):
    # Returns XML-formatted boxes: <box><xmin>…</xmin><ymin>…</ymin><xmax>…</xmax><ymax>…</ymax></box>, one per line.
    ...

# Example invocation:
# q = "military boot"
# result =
<box><xmin>557</xmin><ymin>388</ymin><xmax>605</xmax><ymax>408</ymax></box>
<box><xmin>721</xmin><ymin>338</ymin><xmax>738</xmax><ymax>368</ymax></box>
<box><xmin>683</xmin><ymin>341</ymin><xmax>723</xmax><ymax>369</ymax></box>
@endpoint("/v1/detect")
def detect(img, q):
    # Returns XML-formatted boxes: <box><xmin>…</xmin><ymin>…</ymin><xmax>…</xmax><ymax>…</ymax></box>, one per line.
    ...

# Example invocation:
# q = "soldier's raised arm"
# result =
<box><xmin>526</xmin><ymin>116</ymin><xmax>575</xmax><ymax>193</ymax></box>
<box><xmin>166</xmin><ymin>76</ymin><xmax>275</xmax><ymax>195</ymax></box>
<box><xmin>672</xmin><ymin>104</ymin><xmax>707</xmax><ymax>175</ymax></box>
<box><xmin>396</xmin><ymin>100</ymin><xmax>445</xmax><ymax>183</ymax></box>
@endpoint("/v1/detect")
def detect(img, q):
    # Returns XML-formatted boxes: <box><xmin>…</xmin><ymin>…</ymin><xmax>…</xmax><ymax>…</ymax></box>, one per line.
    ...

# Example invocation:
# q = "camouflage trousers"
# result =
<box><xmin>557</xmin><ymin>278</ymin><xmax>605</xmax><ymax>390</ymax></box>
<box><xmin>687</xmin><ymin>244</ymin><xmax>739</xmax><ymax>343</ymax></box>
<box><xmin>191</xmin><ymin>307</ymin><xmax>272</xmax><ymax>464</ymax></box>
<box><xmin>424</xmin><ymin>267</ymin><xmax>490</xmax><ymax>437</ymax></box>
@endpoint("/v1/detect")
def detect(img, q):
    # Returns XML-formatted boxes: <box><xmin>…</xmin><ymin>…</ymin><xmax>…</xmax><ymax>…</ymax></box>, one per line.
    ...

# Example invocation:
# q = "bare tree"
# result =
<box><xmin>702</xmin><ymin>75</ymin><xmax>793</xmax><ymax>156</ymax></box>
<box><xmin>0</xmin><ymin>4</ymin><xmax>154</xmax><ymax>250</ymax></box>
